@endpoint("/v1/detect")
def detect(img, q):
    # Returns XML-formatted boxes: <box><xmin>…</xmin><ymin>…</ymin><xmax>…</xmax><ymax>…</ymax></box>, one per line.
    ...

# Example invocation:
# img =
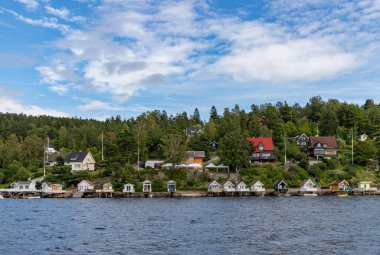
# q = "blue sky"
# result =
<box><xmin>1</xmin><ymin>0</ymin><xmax>380</xmax><ymax>120</ymax></box>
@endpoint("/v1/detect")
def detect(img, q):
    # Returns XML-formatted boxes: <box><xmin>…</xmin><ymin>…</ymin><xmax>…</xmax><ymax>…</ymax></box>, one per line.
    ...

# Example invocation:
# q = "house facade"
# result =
<box><xmin>309</xmin><ymin>136</ymin><xmax>338</xmax><ymax>159</ymax></box>
<box><xmin>64</xmin><ymin>151</ymin><xmax>96</xmax><ymax>171</ymax></box>
<box><xmin>330</xmin><ymin>180</ymin><xmax>349</xmax><ymax>192</ymax></box>
<box><xmin>294</xmin><ymin>134</ymin><xmax>310</xmax><ymax>146</ymax></box>
<box><xmin>236</xmin><ymin>182</ymin><xmax>249</xmax><ymax>192</ymax></box>
<box><xmin>299</xmin><ymin>179</ymin><xmax>317</xmax><ymax>193</ymax></box>
<box><xmin>185</xmin><ymin>151</ymin><xmax>205</xmax><ymax>164</ymax></box>
<box><xmin>208</xmin><ymin>181</ymin><xmax>222</xmax><ymax>193</ymax></box>
<box><xmin>222</xmin><ymin>181</ymin><xmax>235</xmax><ymax>192</ymax></box>
<box><xmin>123</xmin><ymin>184</ymin><xmax>135</xmax><ymax>193</ymax></box>
<box><xmin>247</xmin><ymin>137</ymin><xmax>276</xmax><ymax>162</ymax></box>
<box><xmin>143</xmin><ymin>180</ymin><xmax>152</xmax><ymax>192</ymax></box>
<box><xmin>167</xmin><ymin>180</ymin><xmax>176</xmax><ymax>192</ymax></box>
<box><xmin>77</xmin><ymin>180</ymin><xmax>94</xmax><ymax>192</ymax></box>
<box><xmin>41</xmin><ymin>182</ymin><xmax>63</xmax><ymax>192</ymax></box>
<box><xmin>251</xmin><ymin>181</ymin><xmax>265</xmax><ymax>192</ymax></box>
<box><xmin>274</xmin><ymin>180</ymin><xmax>288</xmax><ymax>192</ymax></box>
<box><xmin>11</xmin><ymin>180</ymin><xmax>37</xmax><ymax>191</ymax></box>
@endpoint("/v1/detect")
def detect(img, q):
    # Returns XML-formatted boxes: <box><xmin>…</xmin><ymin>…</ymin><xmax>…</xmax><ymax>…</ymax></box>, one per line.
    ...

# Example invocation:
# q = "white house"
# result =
<box><xmin>236</xmin><ymin>182</ymin><xmax>250</xmax><ymax>192</ymax></box>
<box><xmin>300</xmin><ymin>179</ymin><xmax>317</xmax><ymax>192</ymax></box>
<box><xmin>143</xmin><ymin>180</ymin><xmax>152</xmax><ymax>192</ymax></box>
<box><xmin>357</xmin><ymin>181</ymin><xmax>376</xmax><ymax>191</ymax></box>
<box><xmin>77</xmin><ymin>180</ymin><xmax>94</xmax><ymax>192</ymax></box>
<box><xmin>167</xmin><ymin>180</ymin><xmax>176</xmax><ymax>192</ymax></box>
<box><xmin>251</xmin><ymin>180</ymin><xmax>265</xmax><ymax>192</ymax></box>
<box><xmin>11</xmin><ymin>180</ymin><xmax>37</xmax><ymax>191</ymax></box>
<box><xmin>222</xmin><ymin>181</ymin><xmax>235</xmax><ymax>192</ymax></box>
<box><xmin>299</xmin><ymin>179</ymin><xmax>318</xmax><ymax>195</ymax></box>
<box><xmin>64</xmin><ymin>151</ymin><xmax>96</xmax><ymax>171</ymax></box>
<box><xmin>145</xmin><ymin>160</ymin><xmax>164</xmax><ymax>169</ymax></box>
<box><xmin>358</xmin><ymin>134</ymin><xmax>368</xmax><ymax>142</ymax></box>
<box><xmin>208</xmin><ymin>181</ymin><xmax>221</xmax><ymax>192</ymax></box>
<box><xmin>123</xmin><ymin>183</ymin><xmax>135</xmax><ymax>193</ymax></box>
<box><xmin>41</xmin><ymin>182</ymin><xmax>63</xmax><ymax>192</ymax></box>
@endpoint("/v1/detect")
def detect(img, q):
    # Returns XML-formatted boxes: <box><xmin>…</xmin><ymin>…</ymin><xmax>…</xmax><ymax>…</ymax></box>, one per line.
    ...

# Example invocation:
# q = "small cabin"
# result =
<box><xmin>235</xmin><ymin>182</ymin><xmax>250</xmax><ymax>192</ymax></box>
<box><xmin>274</xmin><ymin>180</ymin><xmax>288</xmax><ymax>192</ymax></box>
<box><xmin>299</xmin><ymin>179</ymin><xmax>317</xmax><ymax>193</ymax></box>
<box><xmin>103</xmin><ymin>183</ymin><xmax>114</xmax><ymax>192</ymax></box>
<box><xmin>167</xmin><ymin>180</ymin><xmax>176</xmax><ymax>192</ymax></box>
<box><xmin>251</xmin><ymin>180</ymin><xmax>265</xmax><ymax>192</ymax></box>
<box><xmin>208</xmin><ymin>181</ymin><xmax>221</xmax><ymax>193</ymax></box>
<box><xmin>330</xmin><ymin>180</ymin><xmax>349</xmax><ymax>192</ymax></box>
<box><xmin>143</xmin><ymin>180</ymin><xmax>152</xmax><ymax>193</ymax></box>
<box><xmin>11</xmin><ymin>180</ymin><xmax>37</xmax><ymax>191</ymax></box>
<box><xmin>41</xmin><ymin>182</ymin><xmax>63</xmax><ymax>192</ymax></box>
<box><xmin>222</xmin><ymin>181</ymin><xmax>235</xmax><ymax>192</ymax></box>
<box><xmin>357</xmin><ymin>181</ymin><xmax>374</xmax><ymax>191</ymax></box>
<box><xmin>123</xmin><ymin>183</ymin><xmax>135</xmax><ymax>193</ymax></box>
<box><xmin>78</xmin><ymin>180</ymin><xmax>94</xmax><ymax>192</ymax></box>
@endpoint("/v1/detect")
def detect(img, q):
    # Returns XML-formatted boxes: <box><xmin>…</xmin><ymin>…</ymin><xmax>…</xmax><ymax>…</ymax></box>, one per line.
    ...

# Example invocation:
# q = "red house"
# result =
<box><xmin>247</xmin><ymin>137</ymin><xmax>276</xmax><ymax>162</ymax></box>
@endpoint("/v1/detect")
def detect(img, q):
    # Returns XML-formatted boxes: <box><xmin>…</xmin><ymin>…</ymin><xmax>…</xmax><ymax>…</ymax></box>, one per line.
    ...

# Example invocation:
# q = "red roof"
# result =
<box><xmin>247</xmin><ymin>137</ymin><xmax>274</xmax><ymax>152</ymax></box>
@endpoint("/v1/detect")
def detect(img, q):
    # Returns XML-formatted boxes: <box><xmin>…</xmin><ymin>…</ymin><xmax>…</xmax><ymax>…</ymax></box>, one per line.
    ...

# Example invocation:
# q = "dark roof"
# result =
<box><xmin>48</xmin><ymin>153</ymin><xmax>69</xmax><ymax>162</ymax></box>
<box><xmin>274</xmin><ymin>180</ymin><xmax>287</xmax><ymax>186</ymax></box>
<box><xmin>373</xmin><ymin>131</ymin><xmax>380</xmax><ymax>137</ymax></box>
<box><xmin>186</xmin><ymin>127</ymin><xmax>203</xmax><ymax>136</ymax></box>
<box><xmin>64</xmin><ymin>151</ymin><xmax>89</xmax><ymax>163</ymax></box>
<box><xmin>309</xmin><ymin>136</ymin><xmax>338</xmax><ymax>149</ymax></box>
<box><xmin>247</xmin><ymin>137</ymin><xmax>275</xmax><ymax>152</ymax></box>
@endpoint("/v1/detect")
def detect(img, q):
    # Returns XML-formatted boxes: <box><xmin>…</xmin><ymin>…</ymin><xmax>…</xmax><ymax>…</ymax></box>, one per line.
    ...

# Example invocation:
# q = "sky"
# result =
<box><xmin>0</xmin><ymin>0</ymin><xmax>380</xmax><ymax>120</ymax></box>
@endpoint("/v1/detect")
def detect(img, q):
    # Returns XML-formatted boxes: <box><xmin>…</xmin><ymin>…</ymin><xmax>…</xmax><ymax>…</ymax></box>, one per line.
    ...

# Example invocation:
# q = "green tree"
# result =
<box><xmin>219</xmin><ymin>131</ymin><xmax>251</xmax><ymax>172</ymax></box>
<box><xmin>355</xmin><ymin>140</ymin><xmax>377</xmax><ymax>165</ymax></box>
<box><xmin>161</xmin><ymin>134</ymin><xmax>187</xmax><ymax>164</ymax></box>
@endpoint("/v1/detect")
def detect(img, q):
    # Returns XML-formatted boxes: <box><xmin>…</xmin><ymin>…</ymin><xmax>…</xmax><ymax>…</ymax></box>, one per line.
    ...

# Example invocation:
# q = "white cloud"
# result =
<box><xmin>79</xmin><ymin>100</ymin><xmax>123</xmax><ymax>111</ymax></box>
<box><xmin>45</xmin><ymin>6</ymin><xmax>70</xmax><ymax>19</ymax></box>
<box><xmin>14</xmin><ymin>0</ymin><xmax>39</xmax><ymax>10</ymax></box>
<box><xmin>0</xmin><ymin>95</ymin><xmax>68</xmax><ymax>117</ymax></box>
<box><xmin>49</xmin><ymin>85</ymin><xmax>69</xmax><ymax>95</ymax></box>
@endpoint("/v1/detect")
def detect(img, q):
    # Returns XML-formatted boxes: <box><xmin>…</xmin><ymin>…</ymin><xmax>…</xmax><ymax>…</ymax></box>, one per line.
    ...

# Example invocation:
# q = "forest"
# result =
<box><xmin>0</xmin><ymin>96</ymin><xmax>380</xmax><ymax>190</ymax></box>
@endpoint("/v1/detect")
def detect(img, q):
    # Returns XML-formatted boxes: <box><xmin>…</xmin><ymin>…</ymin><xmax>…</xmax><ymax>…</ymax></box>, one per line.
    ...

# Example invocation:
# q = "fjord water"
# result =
<box><xmin>1</xmin><ymin>197</ymin><xmax>379</xmax><ymax>255</ymax></box>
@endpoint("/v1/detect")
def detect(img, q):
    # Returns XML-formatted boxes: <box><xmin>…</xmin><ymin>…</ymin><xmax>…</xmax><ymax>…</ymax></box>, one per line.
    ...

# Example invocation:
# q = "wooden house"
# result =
<box><xmin>102</xmin><ymin>183</ymin><xmax>114</xmax><ymax>192</ymax></box>
<box><xmin>222</xmin><ymin>181</ymin><xmax>235</xmax><ymax>192</ymax></box>
<box><xmin>309</xmin><ymin>136</ymin><xmax>338</xmax><ymax>159</ymax></box>
<box><xmin>41</xmin><ymin>182</ymin><xmax>63</xmax><ymax>192</ymax></box>
<box><xmin>64</xmin><ymin>151</ymin><xmax>96</xmax><ymax>171</ymax></box>
<box><xmin>143</xmin><ymin>180</ymin><xmax>152</xmax><ymax>193</ymax></box>
<box><xmin>294</xmin><ymin>134</ymin><xmax>310</xmax><ymax>146</ymax></box>
<box><xmin>185</xmin><ymin>151</ymin><xmax>205</xmax><ymax>164</ymax></box>
<box><xmin>299</xmin><ymin>179</ymin><xmax>317</xmax><ymax>195</ymax></box>
<box><xmin>330</xmin><ymin>180</ymin><xmax>349</xmax><ymax>192</ymax></box>
<box><xmin>235</xmin><ymin>182</ymin><xmax>250</xmax><ymax>192</ymax></box>
<box><xmin>251</xmin><ymin>181</ymin><xmax>265</xmax><ymax>192</ymax></box>
<box><xmin>357</xmin><ymin>181</ymin><xmax>376</xmax><ymax>191</ymax></box>
<box><xmin>77</xmin><ymin>180</ymin><xmax>94</xmax><ymax>192</ymax></box>
<box><xmin>167</xmin><ymin>180</ymin><xmax>176</xmax><ymax>192</ymax></box>
<box><xmin>123</xmin><ymin>183</ymin><xmax>135</xmax><ymax>193</ymax></box>
<box><xmin>247</xmin><ymin>137</ymin><xmax>276</xmax><ymax>162</ymax></box>
<box><xmin>11</xmin><ymin>180</ymin><xmax>37</xmax><ymax>191</ymax></box>
<box><xmin>208</xmin><ymin>181</ymin><xmax>222</xmax><ymax>193</ymax></box>
<box><xmin>274</xmin><ymin>180</ymin><xmax>288</xmax><ymax>193</ymax></box>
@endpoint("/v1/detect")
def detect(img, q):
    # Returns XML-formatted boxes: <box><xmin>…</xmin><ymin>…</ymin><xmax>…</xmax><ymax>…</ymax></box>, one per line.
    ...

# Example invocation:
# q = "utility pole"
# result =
<box><xmin>101</xmin><ymin>130</ymin><xmax>104</xmax><ymax>161</ymax></box>
<box><xmin>351</xmin><ymin>127</ymin><xmax>354</xmax><ymax>165</ymax></box>
<box><xmin>137</xmin><ymin>121</ymin><xmax>140</xmax><ymax>171</ymax></box>
<box><xmin>284</xmin><ymin>134</ymin><xmax>287</xmax><ymax>167</ymax></box>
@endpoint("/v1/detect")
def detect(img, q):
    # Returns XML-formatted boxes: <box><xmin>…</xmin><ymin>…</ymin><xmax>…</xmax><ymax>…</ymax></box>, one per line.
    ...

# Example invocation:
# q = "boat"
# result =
<box><xmin>27</xmin><ymin>196</ymin><xmax>41</xmax><ymax>199</ymax></box>
<box><xmin>337</xmin><ymin>193</ymin><xmax>348</xmax><ymax>197</ymax></box>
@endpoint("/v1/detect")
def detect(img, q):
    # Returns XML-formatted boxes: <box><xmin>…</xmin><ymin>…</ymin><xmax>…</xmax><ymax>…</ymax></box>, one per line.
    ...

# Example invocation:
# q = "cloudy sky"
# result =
<box><xmin>1</xmin><ymin>0</ymin><xmax>380</xmax><ymax>119</ymax></box>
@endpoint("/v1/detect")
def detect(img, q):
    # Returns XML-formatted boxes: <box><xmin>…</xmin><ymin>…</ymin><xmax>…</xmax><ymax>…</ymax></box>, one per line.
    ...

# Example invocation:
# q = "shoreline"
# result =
<box><xmin>1</xmin><ymin>188</ymin><xmax>379</xmax><ymax>199</ymax></box>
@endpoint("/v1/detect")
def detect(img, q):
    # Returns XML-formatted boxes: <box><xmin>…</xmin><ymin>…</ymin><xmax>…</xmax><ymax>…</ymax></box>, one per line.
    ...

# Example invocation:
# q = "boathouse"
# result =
<box><xmin>222</xmin><ymin>181</ymin><xmax>235</xmax><ymax>192</ymax></box>
<box><xmin>330</xmin><ymin>180</ymin><xmax>349</xmax><ymax>192</ymax></box>
<box><xmin>357</xmin><ymin>181</ymin><xmax>376</xmax><ymax>191</ymax></box>
<box><xmin>236</xmin><ymin>182</ymin><xmax>250</xmax><ymax>192</ymax></box>
<box><xmin>208</xmin><ymin>181</ymin><xmax>222</xmax><ymax>193</ymax></box>
<box><xmin>77</xmin><ymin>180</ymin><xmax>94</xmax><ymax>192</ymax></box>
<box><xmin>274</xmin><ymin>180</ymin><xmax>288</xmax><ymax>193</ymax></box>
<box><xmin>123</xmin><ymin>183</ymin><xmax>135</xmax><ymax>193</ymax></box>
<box><xmin>11</xmin><ymin>180</ymin><xmax>37</xmax><ymax>191</ymax></box>
<box><xmin>41</xmin><ymin>182</ymin><xmax>63</xmax><ymax>192</ymax></box>
<box><xmin>167</xmin><ymin>180</ymin><xmax>176</xmax><ymax>192</ymax></box>
<box><xmin>299</xmin><ymin>179</ymin><xmax>318</xmax><ymax>195</ymax></box>
<box><xmin>251</xmin><ymin>181</ymin><xmax>265</xmax><ymax>192</ymax></box>
<box><xmin>143</xmin><ymin>180</ymin><xmax>152</xmax><ymax>193</ymax></box>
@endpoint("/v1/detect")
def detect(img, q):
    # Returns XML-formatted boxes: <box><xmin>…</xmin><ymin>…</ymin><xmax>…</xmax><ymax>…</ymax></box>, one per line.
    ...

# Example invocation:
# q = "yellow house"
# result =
<box><xmin>64</xmin><ymin>151</ymin><xmax>96</xmax><ymax>172</ymax></box>
<box><xmin>185</xmin><ymin>151</ymin><xmax>205</xmax><ymax>164</ymax></box>
<box><xmin>330</xmin><ymin>180</ymin><xmax>349</xmax><ymax>191</ymax></box>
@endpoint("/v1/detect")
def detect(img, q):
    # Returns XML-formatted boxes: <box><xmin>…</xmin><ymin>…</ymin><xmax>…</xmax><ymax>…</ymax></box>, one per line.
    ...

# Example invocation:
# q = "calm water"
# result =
<box><xmin>1</xmin><ymin>197</ymin><xmax>379</xmax><ymax>255</ymax></box>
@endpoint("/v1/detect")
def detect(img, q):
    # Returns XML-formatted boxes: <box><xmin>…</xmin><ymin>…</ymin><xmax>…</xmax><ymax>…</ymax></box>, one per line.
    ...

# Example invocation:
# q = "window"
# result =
<box><xmin>75</xmin><ymin>164</ymin><xmax>81</xmax><ymax>168</ymax></box>
<box><xmin>258</xmin><ymin>145</ymin><xmax>264</xmax><ymax>151</ymax></box>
